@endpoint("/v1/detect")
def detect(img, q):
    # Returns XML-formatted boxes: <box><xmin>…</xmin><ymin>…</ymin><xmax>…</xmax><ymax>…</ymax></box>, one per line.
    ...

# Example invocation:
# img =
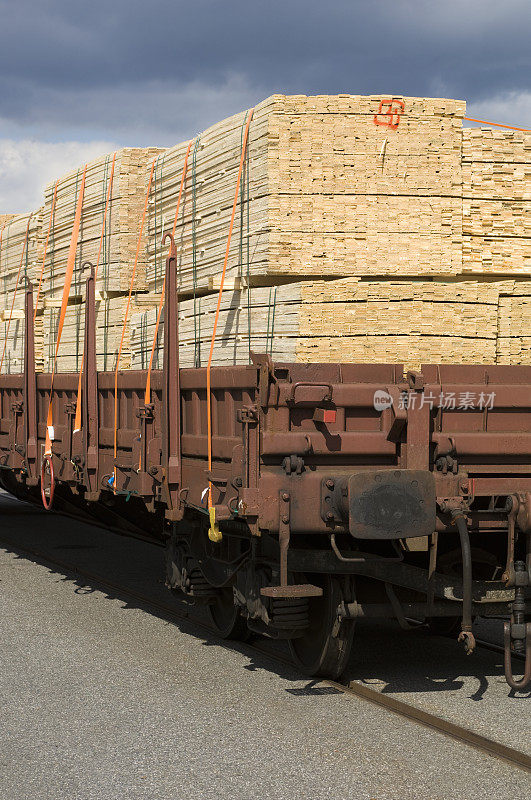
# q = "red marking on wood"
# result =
<box><xmin>373</xmin><ymin>99</ymin><xmax>405</xmax><ymax>130</ymax></box>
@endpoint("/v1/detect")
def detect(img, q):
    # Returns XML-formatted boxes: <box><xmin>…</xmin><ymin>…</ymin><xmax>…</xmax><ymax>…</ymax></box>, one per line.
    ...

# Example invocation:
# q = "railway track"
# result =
<box><xmin>0</xmin><ymin>533</ymin><xmax>529</xmax><ymax>774</ymax></box>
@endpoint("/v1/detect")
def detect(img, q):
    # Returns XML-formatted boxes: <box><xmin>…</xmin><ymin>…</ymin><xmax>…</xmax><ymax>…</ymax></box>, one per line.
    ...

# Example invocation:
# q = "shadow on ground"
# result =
<box><xmin>0</xmin><ymin>490</ymin><xmax>521</xmax><ymax>704</ymax></box>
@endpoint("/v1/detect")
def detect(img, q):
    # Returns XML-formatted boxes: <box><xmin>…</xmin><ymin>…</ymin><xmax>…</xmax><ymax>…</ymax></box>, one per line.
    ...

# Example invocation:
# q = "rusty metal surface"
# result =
<box><xmin>260</xmin><ymin>584</ymin><xmax>323</xmax><ymax>598</ymax></box>
<box><xmin>23</xmin><ymin>283</ymin><xmax>38</xmax><ymax>486</ymax></box>
<box><xmin>79</xmin><ymin>267</ymin><xmax>99</xmax><ymax>500</ymax></box>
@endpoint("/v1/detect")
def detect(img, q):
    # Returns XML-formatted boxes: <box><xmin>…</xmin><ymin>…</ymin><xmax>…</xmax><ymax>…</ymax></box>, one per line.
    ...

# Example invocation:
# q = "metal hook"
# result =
<box><xmin>81</xmin><ymin>261</ymin><xmax>95</xmax><ymax>279</ymax></box>
<box><xmin>162</xmin><ymin>231</ymin><xmax>176</xmax><ymax>259</ymax></box>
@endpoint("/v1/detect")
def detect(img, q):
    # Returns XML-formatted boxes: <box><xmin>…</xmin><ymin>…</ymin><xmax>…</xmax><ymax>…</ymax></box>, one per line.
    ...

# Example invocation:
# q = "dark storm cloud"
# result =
<box><xmin>0</xmin><ymin>0</ymin><xmax>530</xmax><ymax>142</ymax></box>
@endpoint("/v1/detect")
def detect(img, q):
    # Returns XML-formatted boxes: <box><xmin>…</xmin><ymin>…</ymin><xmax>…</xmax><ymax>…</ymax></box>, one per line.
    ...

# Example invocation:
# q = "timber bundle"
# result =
<box><xmin>0</xmin><ymin>94</ymin><xmax>529</xmax><ymax>374</ymax></box>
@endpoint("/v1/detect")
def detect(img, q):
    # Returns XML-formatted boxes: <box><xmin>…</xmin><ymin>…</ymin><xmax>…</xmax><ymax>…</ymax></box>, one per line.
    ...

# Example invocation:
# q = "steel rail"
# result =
<box><xmin>474</xmin><ymin>638</ymin><xmax>508</xmax><ymax>657</ymax></box>
<box><xmin>325</xmin><ymin>678</ymin><xmax>531</xmax><ymax>772</ymax></box>
<box><xmin>0</xmin><ymin>534</ymin><xmax>529</xmax><ymax>774</ymax></box>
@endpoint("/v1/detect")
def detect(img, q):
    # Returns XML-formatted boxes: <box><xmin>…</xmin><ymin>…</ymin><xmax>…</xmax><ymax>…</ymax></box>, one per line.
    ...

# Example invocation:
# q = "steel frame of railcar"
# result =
<box><xmin>0</xmin><ymin>239</ymin><xmax>529</xmax><ymax>687</ymax></box>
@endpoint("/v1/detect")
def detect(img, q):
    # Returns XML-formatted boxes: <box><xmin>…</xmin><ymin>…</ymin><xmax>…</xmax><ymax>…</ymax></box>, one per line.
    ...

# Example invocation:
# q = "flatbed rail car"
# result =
<box><xmin>0</xmin><ymin>241</ymin><xmax>530</xmax><ymax>689</ymax></box>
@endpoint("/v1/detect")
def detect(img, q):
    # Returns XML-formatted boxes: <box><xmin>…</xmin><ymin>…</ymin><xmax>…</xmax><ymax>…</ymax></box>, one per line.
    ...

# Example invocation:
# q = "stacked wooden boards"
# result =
<box><xmin>0</xmin><ymin>148</ymin><xmax>165</xmax><ymax>372</ymax></box>
<box><xmin>0</xmin><ymin>211</ymin><xmax>44</xmax><ymax>371</ymax></box>
<box><xmin>37</xmin><ymin>148</ymin><xmax>164</xmax><ymax>373</ymax></box>
<box><xmin>0</xmin><ymin>94</ymin><xmax>529</xmax><ymax>374</ymax></box>
<box><xmin>145</xmin><ymin>95</ymin><xmax>466</xmax><ymax>295</ymax></box>
<box><xmin>496</xmin><ymin>281</ymin><xmax>531</xmax><ymax>363</ymax></box>
<box><xmin>0</xmin><ymin>211</ymin><xmax>44</xmax><ymax>303</ymax></box>
<box><xmin>42</xmin><ymin>296</ymin><xmax>133</xmax><ymax>373</ymax></box>
<box><xmin>41</xmin><ymin>147</ymin><xmax>165</xmax><ymax>302</ymax></box>
<box><xmin>462</xmin><ymin>129</ymin><xmax>531</xmax><ymax>275</ymax></box>
<box><xmin>137</xmin><ymin>96</ymin><xmax>529</xmax><ymax>370</ymax></box>
<box><xmin>130</xmin><ymin>278</ymin><xmax>528</xmax><ymax>372</ymax></box>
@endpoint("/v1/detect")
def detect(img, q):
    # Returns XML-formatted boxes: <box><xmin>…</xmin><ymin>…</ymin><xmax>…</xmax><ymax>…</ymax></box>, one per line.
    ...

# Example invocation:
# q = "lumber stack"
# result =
<box><xmin>462</xmin><ymin>129</ymin><xmax>531</xmax><ymax>275</ymax></box>
<box><xmin>145</xmin><ymin>95</ymin><xmax>465</xmax><ymax>294</ymax></box>
<box><xmin>41</xmin><ymin>147</ymin><xmax>164</xmax><ymax>302</ymax></box>
<box><xmin>38</xmin><ymin>147</ymin><xmax>163</xmax><ymax>373</ymax></box>
<box><xmin>496</xmin><ymin>281</ymin><xmax>531</xmax><ymax>363</ymax></box>
<box><xmin>0</xmin><ymin>94</ymin><xmax>529</xmax><ymax>375</ymax></box>
<box><xmin>42</xmin><ymin>296</ymin><xmax>133</xmax><ymax>373</ymax></box>
<box><xmin>0</xmin><ymin>211</ymin><xmax>44</xmax><ymax>372</ymax></box>
<box><xmin>130</xmin><ymin>278</ymin><xmax>514</xmax><ymax>372</ymax></box>
<box><xmin>0</xmin><ymin>315</ymin><xmax>44</xmax><ymax>375</ymax></box>
<box><xmin>0</xmin><ymin>210</ymin><xmax>44</xmax><ymax>305</ymax></box>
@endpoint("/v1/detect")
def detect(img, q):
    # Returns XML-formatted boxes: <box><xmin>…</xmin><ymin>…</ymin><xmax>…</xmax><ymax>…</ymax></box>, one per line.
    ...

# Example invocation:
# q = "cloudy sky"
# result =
<box><xmin>0</xmin><ymin>0</ymin><xmax>529</xmax><ymax>211</ymax></box>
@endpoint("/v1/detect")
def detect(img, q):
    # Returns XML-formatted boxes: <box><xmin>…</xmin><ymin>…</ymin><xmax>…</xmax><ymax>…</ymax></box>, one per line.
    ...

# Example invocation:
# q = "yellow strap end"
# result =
<box><xmin>208</xmin><ymin>506</ymin><xmax>222</xmax><ymax>542</ymax></box>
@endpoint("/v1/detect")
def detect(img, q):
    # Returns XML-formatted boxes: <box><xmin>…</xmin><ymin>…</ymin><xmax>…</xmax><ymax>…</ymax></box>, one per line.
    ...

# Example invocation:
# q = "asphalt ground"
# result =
<box><xmin>0</xmin><ymin>491</ymin><xmax>529</xmax><ymax>799</ymax></box>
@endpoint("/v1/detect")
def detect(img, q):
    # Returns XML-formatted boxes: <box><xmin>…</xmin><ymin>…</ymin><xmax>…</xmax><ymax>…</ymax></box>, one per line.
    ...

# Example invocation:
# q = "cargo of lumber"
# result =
<box><xmin>496</xmin><ymin>281</ymin><xmax>531</xmax><ymax>363</ymax></box>
<box><xmin>0</xmin><ymin>211</ymin><xmax>45</xmax><ymax>371</ymax></box>
<box><xmin>129</xmin><ymin>278</ymin><xmax>531</xmax><ymax>372</ymax></box>
<box><xmin>1</xmin><ymin>94</ymin><xmax>530</xmax><ymax>378</ymax></box>
<box><xmin>0</xmin><ymin>211</ymin><xmax>44</xmax><ymax>309</ymax></box>
<box><xmin>41</xmin><ymin>147</ymin><xmax>164</xmax><ymax>301</ymax></box>
<box><xmin>0</xmin><ymin>315</ymin><xmax>43</xmax><ymax>374</ymax></box>
<box><xmin>42</xmin><ymin>296</ymin><xmax>133</xmax><ymax>373</ymax></box>
<box><xmin>146</xmin><ymin>94</ymin><xmax>466</xmax><ymax>294</ymax></box>
<box><xmin>462</xmin><ymin>129</ymin><xmax>531</xmax><ymax>275</ymax></box>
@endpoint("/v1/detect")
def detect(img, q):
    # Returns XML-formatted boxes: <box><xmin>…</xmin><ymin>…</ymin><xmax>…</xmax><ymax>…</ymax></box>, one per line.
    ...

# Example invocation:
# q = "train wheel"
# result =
<box><xmin>288</xmin><ymin>574</ymin><xmax>355</xmax><ymax>679</ymax></box>
<box><xmin>207</xmin><ymin>586</ymin><xmax>250</xmax><ymax>641</ymax></box>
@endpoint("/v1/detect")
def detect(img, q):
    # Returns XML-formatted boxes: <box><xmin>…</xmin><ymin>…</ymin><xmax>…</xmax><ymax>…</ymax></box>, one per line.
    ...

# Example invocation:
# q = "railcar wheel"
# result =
<box><xmin>288</xmin><ymin>574</ymin><xmax>355</xmax><ymax>679</ymax></box>
<box><xmin>207</xmin><ymin>586</ymin><xmax>250</xmax><ymax>641</ymax></box>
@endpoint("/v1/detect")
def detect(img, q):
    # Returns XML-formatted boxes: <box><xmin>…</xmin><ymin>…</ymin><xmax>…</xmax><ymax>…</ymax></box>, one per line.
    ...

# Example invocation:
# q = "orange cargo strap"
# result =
<box><xmin>73</xmin><ymin>152</ymin><xmax>117</xmax><ymax>434</ymax></box>
<box><xmin>143</xmin><ymin>139</ymin><xmax>193</xmax><ymax>409</ymax></box>
<box><xmin>44</xmin><ymin>164</ymin><xmax>87</xmax><ymax>456</ymax></box>
<box><xmin>112</xmin><ymin>157</ymin><xmax>157</xmax><ymax>489</ymax></box>
<box><xmin>463</xmin><ymin>116</ymin><xmax>531</xmax><ymax>132</ymax></box>
<box><xmin>34</xmin><ymin>180</ymin><xmax>58</xmax><ymax>322</ymax></box>
<box><xmin>0</xmin><ymin>213</ymin><xmax>33</xmax><ymax>375</ymax></box>
<box><xmin>206</xmin><ymin>108</ymin><xmax>254</xmax><ymax>540</ymax></box>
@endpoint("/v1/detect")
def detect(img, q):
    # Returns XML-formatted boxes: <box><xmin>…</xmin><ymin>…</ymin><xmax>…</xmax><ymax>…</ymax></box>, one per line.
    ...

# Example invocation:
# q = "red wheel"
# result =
<box><xmin>40</xmin><ymin>454</ymin><xmax>55</xmax><ymax>511</ymax></box>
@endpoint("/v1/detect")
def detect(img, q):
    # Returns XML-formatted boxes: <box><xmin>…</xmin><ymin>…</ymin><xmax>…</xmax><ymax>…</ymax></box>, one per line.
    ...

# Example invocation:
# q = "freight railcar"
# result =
<box><xmin>0</xmin><ymin>241</ymin><xmax>529</xmax><ymax>689</ymax></box>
